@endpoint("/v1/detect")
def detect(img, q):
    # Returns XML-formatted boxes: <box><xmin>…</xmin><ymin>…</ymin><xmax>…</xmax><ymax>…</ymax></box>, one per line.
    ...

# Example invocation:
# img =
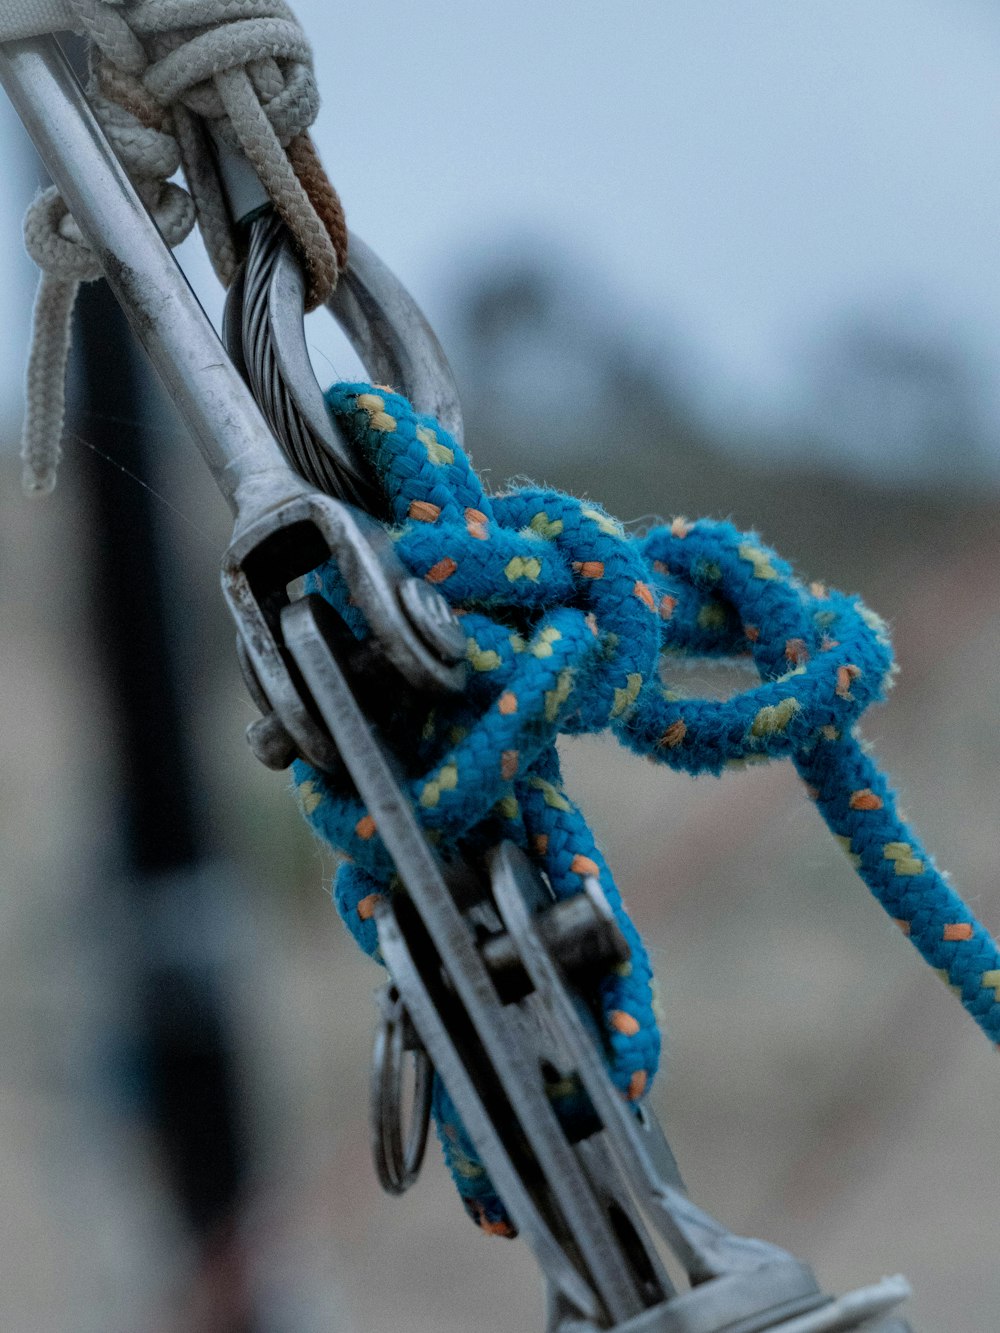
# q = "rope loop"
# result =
<box><xmin>291</xmin><ymin>381</ymin><xmax>1000</xmax><ymax>1234</ymax></box>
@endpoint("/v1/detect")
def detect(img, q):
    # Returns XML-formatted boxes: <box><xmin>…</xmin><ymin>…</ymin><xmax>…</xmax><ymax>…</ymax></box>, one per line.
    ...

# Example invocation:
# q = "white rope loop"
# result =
<box><xmin>18</xmin><ymin>0</ymin><xmax>341</xmax><ymax>495</ymax></box>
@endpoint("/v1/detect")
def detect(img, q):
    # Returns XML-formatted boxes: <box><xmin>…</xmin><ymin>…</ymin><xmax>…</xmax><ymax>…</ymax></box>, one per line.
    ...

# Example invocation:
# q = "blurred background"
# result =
<box><xmin>2</xmin><ymin>1</ymin><xmax>999</xmax><ymax>1329</ymax></box>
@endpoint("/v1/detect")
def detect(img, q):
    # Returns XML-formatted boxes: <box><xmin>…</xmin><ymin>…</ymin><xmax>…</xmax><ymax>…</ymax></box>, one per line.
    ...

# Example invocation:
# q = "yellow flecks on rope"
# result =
<box><xmin>296</xmin><ymin>780</ymin><xmax>322</xmax><ymax>815</ymax></box>
<box><xmin>426</xmin><ymin>557</ymin><xmax>457</xmax><ymax>584</ymax></box>
<box><xmin>466</xmin><ymin>638</ymin><xmax>502</xmax><ymax>672</ymax></box>
<box><xmin>934</xmin><ymin>967</ymin><xmax>963</xmax><ymax>997</ymax></box>
<box><xmin>465</xmin><ymin>507</ymin><xmax>489</xmax><ymax>540</ymax></box>
<box><xmin>943</xmin><ymin>922</ymin><xmax>974</xmax><ymax>942</ymax></box>
<box><xmin>449</xmin><ymin>726</ymin><xmax>468</xmax><ymax>744</ymax></box>
<box><xmin>660</xmin><ymin>595</ymin><xmax>676</xmax><ymax>620</ymax></box>
<box><xmin>545</xmin><ymin>668</ymin><xmax>575</xmax><ymax>721</ymax></box>
<box><xmin>750</xmin><ymin>696</ymin><xmax>800</xmax><ymax>737</ymax></box>
<box><xmin>835</xmin><ymin>834</ymin><xmax>862</xmax><ymax>868</ymax></box>
<box><xmin>530</xmin><ymin>512</ymin><xmax>563</xmax><ymax>539</ymax></box>
<box><xmin>849</xmin><ymin>788</ymin><xmax>883</xmax><ymax>811</ymax></box>
<box><xmin>810</xmin><ymin>581</ymin><xmax>828</xmax><ymax>598</ymax></box>
<box><xmin>982</xmin><ymin>969</ymin><xmax>1000</xmax><ymax>1002</ymax></box>
<box><xmin>497</xmin><ymin>794</ymin><xmax>519</xmax><ymax>819</ymax></box>
<box><xmin>528</xmin><ymin>776</ymin><xmax>572</xmax><ymax>811</ymax></box>
<box><xmin>859</xmin><ymin>603</ymin><xmax>891</xmax><ymax>645</ymax></box>
<box><xmin>884</xmin><ymin>842</ymin><xmax>924</xmax><ymax>876</ymax></box>
<box><xmin>571</xmin><ymin>853</ymin><xmax>600</xmax><ymax>877</ymax></box>
<box><xmin>572</xmin><ymin>560</ymin><xmax>605</xmax><ymax>579</ymax></box>
<box><xmin>614</xmin><ymin>960</ymin><xmax>633</xmax><ymax>978</ymax></box>
<box><xmin>533</xmin><ymin>833</ymin><xmax>549</xmax><ymax>855</ymax></box>
<box><xmin>650</xmin><ymin>977</ymin><xmax>665</xmax><ymax>1025</ymax></box>
<box><xmin>505</xmin><ymin>555</ymin><xmax>542</xmax><ymax>582</ymax></box>
<box><xmin>509</xmin><ymin>632</ymin><xmax>527</xmax><ymax>653</ymax></box>
<box><xmin>821</xmin><ymin>724</ymin><xmax>840</xmax><ymax>741</ymax></box>
<box><xmin>633</xmin><ymin>581</ymin><xmax>656</xmax><ymax>611</ymax></box>
<box><xmin>416</xmin><ymin>423</ymin><xmax>454</xmax><ymax>465</ymax></box>
<box><xmin>501</xmin><ymin>750</ymin><xmax>519</xmax><ymax>780</ymax></box>
<box><xmin>658</xmin><ymin>718</ymin><xmax>687</xmax><ymax>749</ymax></box>
<box><xmin>420</xmin><ymin>763</ymin><xmax>459</xmax><ymax>809</ymax></box>
<box><xmin>356</xmin><ymin>392</ymin><xmax>397</xmax><ymax>432</ymax></box>
<box><xmin>355</xmin><ymin>814</ymin><xmax>377</xmax><ymax>841</ymax></box>
<box><xmin>409</xmin><ymin>499</ymin><xmax>440</xmax><ymax>523</ymax></box>
<box><xmin>531</xmin><ymin>626</ymin><xmax>562</xmax><ymax>658</ymax></box>
<box><xmin>498</xmin><ymin>691</ymin><xmax>518</xmax><ymax>715</ymax></box>
<box><xmin>451</xmin><ymin>1154</ymin><xmax>486</xmax><ymax>1181</ymax></box>
<box><xmin>611</xmin><ymin>672</ymin><xmax>643</xmax><ymax>719</ymax></box>
<box><xmin>738</xmin><ymin>543</ymin><xmax>778</xmax><ymax>580</ymax></box>
<box><xmin>582</xmin><ymin>507</ymin><xmax>622</xmax><ymax>538</ymax></box>
<box><xmin>671</xmin><ymin>517</ymin><xmax>691</xmax><ymax>538</ymax></box>
<box><xmin>357</xmin><ymin>893</ymin><xmax>383</xmax><ymax>920</ymax></box>
<box><xmin>785</xmin><ymin>638</ymin><xmax>809</xmax><ymax>666</ymax></box>
<box><xmin>610</xmin><ymin>1010</ymin><xmax>640</xmax><ymax>1036</ymax></box>
<box><xmin>697</xmin><ymin>601</ymin><xmax>727</xmax><ymax>630</ymax></box>
<box><xmin>421</xmin><ymin>712</ymin><xmax>436</xmax><ymax>741</ymax></box>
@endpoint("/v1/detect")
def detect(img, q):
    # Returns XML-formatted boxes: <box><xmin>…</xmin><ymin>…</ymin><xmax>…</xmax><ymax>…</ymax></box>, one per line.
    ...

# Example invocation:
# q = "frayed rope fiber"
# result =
<box><xmin>293</xmin><ymin>382</ymin><xmax>1000</xmax><ymax>1234</ymax></box>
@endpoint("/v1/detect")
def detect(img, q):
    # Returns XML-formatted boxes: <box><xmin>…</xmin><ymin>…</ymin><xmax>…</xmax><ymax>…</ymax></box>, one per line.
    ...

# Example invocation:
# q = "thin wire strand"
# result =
<box><xmin>62</xmin><ymin>427</ymin><xmax>215</xmax><ymax>545</ymax></box>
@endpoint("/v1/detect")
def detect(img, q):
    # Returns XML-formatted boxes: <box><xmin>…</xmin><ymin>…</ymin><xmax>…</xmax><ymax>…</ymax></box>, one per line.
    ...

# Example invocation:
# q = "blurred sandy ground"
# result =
<box><xmin>1</xmin><ymin>423</ymin><xmax>999</xmax><ymax>1333</ymax></box>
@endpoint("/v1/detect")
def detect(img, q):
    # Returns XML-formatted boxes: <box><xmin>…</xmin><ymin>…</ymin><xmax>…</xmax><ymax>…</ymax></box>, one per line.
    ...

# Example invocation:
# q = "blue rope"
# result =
<box><xmin>292</xmin><ymin>382</ymin><xmax>1000</xmax><ymax>1234</ymax></box>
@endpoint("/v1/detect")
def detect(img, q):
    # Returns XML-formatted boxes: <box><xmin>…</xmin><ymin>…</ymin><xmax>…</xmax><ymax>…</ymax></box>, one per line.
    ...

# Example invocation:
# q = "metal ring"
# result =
<box><xmin>370</xmin><ymin>984</ymin><xmax>433</xmax><ymax>1196</ymax></box>
<box><xmin>224</xmin><ymin>212</ymin><xmax>465</xmax><ymax>510</ymax></box>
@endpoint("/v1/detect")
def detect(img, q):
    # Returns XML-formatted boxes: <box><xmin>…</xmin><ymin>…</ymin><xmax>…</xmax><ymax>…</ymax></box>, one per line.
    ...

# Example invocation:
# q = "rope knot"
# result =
<box><xmin>292</xmin><ymin>382</ymin><xmax>1000</xmax><ymax>1234</ymax></box>
<box><xmin>19</xmin><ymin>0</ymin><xmax>346</xmax><ymax>496</ymax></box>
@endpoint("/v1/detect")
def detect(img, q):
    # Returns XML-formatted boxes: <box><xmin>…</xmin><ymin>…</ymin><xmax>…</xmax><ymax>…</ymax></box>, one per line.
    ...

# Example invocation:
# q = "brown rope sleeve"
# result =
<box><xmin>288</xmin><ymin>132</ymin><xmax>349</xmax><ymax>278</ymax></box>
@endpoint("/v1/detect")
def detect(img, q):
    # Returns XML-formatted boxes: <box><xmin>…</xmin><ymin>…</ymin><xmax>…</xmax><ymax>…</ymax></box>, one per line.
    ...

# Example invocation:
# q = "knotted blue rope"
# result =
<box><xmin>293</xmin><ymin>382</ymin><xmax>1000</xmax><ymax>1234</ymax></box>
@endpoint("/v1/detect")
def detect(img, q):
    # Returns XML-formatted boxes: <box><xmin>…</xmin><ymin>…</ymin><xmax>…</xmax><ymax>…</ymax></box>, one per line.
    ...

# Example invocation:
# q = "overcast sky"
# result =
<box><xmin>3</xmin><ymin>0</ymin><xmax>1000</xmax><ymax>462</ymax></box>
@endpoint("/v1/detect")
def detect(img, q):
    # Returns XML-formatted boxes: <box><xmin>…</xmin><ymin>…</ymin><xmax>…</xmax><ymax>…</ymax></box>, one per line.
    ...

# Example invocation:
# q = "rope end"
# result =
<box><xmin>21</xmin><ymin>460</ymin><xmax>58</xmax><ymax>498</ymax></box>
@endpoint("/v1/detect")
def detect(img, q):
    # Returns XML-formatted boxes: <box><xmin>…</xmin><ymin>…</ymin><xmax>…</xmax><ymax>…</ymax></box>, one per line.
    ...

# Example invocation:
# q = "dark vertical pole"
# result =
<box><xmin>73</xmin><ymin>277</ymin><xmax>259</xmax><ymax>1332</ymax></box>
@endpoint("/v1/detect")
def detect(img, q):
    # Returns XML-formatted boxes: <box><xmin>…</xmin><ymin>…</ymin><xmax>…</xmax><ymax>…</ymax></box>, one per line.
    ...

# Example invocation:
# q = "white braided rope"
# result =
<box><xmin>7</xmin><ymin>0</ymin><xmax>339</xmax><ymax>494</ymax></box>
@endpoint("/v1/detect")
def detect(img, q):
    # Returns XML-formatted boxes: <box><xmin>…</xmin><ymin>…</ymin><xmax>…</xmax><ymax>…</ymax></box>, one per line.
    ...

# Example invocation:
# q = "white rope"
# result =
<box><xmin>6</xmin><ymin>0</ymin><xmax>341</xmax><ymax>495</ymax></box>
<box><xmin>0</xmin><ymin>1</ymin><xmax>78</xmax><ymax>42</ymax></box>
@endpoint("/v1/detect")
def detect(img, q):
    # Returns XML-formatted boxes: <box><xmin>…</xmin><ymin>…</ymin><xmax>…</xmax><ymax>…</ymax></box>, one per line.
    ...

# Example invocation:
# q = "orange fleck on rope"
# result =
<box><xmin>570</xmin><ymin>853</ymin><xmax>600</xmax><ymax>877</ymax></box>
<box><xmin>409</xmin><ymin>500</ymin><xmax>441</xmax><ymax>523</ymax></box>
<box><xmin>426</xmin><ymin>557</ymin><xmax>458</xmax><ymax>584</ymax></box>
<box><xmin>849</xmin><ymin>789</ymin><xmax>884</xmax><ymax>811</ymax></box>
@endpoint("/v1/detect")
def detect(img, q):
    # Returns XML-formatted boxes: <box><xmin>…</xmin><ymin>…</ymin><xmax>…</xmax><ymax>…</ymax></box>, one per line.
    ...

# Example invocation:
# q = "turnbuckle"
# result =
<box><xmin>0</xmin><ymin>33</ymin><xmax>915</xmax><ymax>1333</ymax></box>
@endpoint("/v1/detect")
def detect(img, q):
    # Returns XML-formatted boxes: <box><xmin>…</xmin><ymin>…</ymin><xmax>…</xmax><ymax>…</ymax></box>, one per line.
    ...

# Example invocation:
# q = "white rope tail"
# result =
<box><xmin>21</xmin><ymin>187</ymin><xmax>102</xmax><ymax>495</ymax></box>
<box><xmin>22</xmin><ymin>272</ymin><xmax>78</xmax><ymax>495</ymax></box>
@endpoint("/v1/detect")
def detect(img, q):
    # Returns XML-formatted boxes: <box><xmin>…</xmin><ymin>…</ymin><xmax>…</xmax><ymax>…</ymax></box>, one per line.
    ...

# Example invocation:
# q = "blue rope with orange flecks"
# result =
<box><xmin>293</xmin><ymin>381</ymin><xmax>1000</xmax><ymax>1235</ymax></box>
